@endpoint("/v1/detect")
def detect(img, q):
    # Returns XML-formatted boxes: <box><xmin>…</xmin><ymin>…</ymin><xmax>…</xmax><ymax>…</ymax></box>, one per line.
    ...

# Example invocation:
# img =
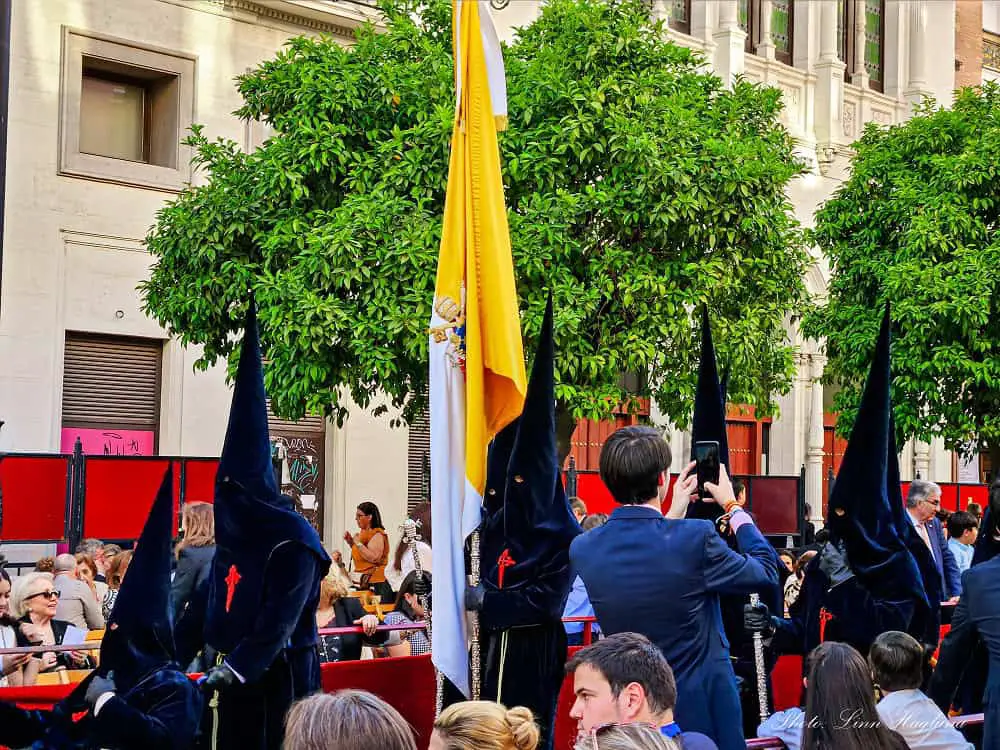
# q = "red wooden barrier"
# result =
<box><xmin>0</xmin><ymin>455</ymin><xmax>70</xmax><ymax>541</ymax></box>
<box><xmin>83</xmin><ymin>457</ymin><xmax>176</xmax><ymax>540</ymax></box>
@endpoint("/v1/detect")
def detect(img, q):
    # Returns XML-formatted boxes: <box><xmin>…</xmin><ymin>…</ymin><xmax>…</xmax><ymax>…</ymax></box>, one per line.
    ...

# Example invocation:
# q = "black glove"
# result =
<box><xmin>201</xmin><ymin>663</ymin><xmax>239</xmax><ymax>693</ymax></box>
<box><xmin>818</xmin><ymin>541</ymin><xmax>855</xmax><ymax>587</ymax></box>
<box><xmin>414</xmin><ymin>575</ymin><xmax>430</xmax><ymax>599</ymax></box>
<box><xmin>465</xmin><ymin>583</ymin><xmax>485</xmax><ymax>612</ymax></box>
<box><xmin>84</xmin><ymin>672</ymin><xmax>116</xmax><ymax>708</ymax></box>
<box><xmin>743</xmin><ymin>602</ymin><xmax>775</xmax><ymax>637</ymax></box>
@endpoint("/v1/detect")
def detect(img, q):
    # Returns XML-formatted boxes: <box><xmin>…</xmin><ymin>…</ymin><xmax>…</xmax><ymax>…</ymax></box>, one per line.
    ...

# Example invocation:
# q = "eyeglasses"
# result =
<box><xmin>25</xmin><ymin>590</ymin><xmax>60</xmax><ymax>602</ymax></box>
<box><xmin>587</xmin><ymin>722</ymin><xmax>660</xmax><ymax>750</ymax></box>
<box><xmin>923</xmin><ymin>497</ymin><xmax>942</xmax><ymax>508</ymax></box>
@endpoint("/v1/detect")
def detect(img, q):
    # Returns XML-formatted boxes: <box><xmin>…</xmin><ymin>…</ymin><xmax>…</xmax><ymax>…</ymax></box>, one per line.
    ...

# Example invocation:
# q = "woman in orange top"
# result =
<box><xmin>345</xmin><ymin>501</ymin><xmax>392</xmax><ymax>602</ymax></box>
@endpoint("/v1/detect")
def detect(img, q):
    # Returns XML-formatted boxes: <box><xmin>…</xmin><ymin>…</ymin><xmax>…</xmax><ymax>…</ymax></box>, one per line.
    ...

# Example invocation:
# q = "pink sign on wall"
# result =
<box><xmin>60</xmin><ymin>428</ymin><xmax>155</xmax><ymax>456</ymax></box>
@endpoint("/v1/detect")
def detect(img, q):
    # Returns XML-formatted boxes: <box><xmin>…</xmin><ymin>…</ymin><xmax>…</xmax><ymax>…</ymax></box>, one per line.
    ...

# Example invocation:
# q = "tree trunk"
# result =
<box><xmin>555</xmin><ymin>402</ymin><xmax>578</xmax><ymax>468</ymax></box>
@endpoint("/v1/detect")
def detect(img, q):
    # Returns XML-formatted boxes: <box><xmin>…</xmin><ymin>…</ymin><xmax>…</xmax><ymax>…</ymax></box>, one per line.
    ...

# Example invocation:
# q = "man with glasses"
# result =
<box><xmin>906</xmin><ymin>480</ymin><xmax>961</xmax><ymax>604</ymax></box>
<box><xmin>566</xmin><ymin>633</ymin><xmax>717</xmax><ymax>750</ymax></box>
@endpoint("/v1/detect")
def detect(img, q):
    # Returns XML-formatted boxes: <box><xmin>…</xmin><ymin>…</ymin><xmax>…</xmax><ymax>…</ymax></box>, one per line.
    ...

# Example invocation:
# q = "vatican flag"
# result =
<box><xmin>429</xmin><ymin>0</ymin><xmax>526</xmax><ymax>699</ymax></box>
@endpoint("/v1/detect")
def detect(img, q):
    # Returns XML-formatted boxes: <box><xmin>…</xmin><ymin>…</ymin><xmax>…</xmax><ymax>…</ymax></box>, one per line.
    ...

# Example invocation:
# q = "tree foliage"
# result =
<box><xmin>805</xmin><ymin>84</ymin><xmax>1000</xmax><ymax>461</ymax></box>
<box><xmin>141</xmin><ymin>0</ymin><xmax>809</xmax><ymax>434</ymax></box>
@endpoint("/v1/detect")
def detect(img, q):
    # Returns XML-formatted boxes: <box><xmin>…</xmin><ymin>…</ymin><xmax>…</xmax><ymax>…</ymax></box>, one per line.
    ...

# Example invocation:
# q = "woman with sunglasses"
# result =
<box><xmin>0</xmin><ymin>567</ymin><xmax>41</xmax><ymax>687</ymax></box>
<box><xmin>12</xmin><ymin>572</ymin><xmax>90</xmax><ymax>673</ymax></box>
<box><xmin>576</xmin><ymin>723</ymin><xmax>681</xmax><ymax>750</ymax></box>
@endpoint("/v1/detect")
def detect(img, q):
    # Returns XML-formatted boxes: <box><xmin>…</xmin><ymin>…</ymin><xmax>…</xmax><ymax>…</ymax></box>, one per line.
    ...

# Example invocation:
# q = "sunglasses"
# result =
<box><xmin>25</xmin><ymin>590</ymin><xmax>60</xmax><ymax>602</ymax></box>
<box><xmin>587</xmin><ymin>722</ymin><xmax>659</xmax><ymax>750</ymax></box>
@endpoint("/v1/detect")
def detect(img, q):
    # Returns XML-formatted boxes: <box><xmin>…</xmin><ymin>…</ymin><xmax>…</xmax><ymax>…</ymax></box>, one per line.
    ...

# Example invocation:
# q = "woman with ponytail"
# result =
<box><xmin>430</xmin><ymin>701</ymin><xmax>540</xmax><ymax>750</ymax></box>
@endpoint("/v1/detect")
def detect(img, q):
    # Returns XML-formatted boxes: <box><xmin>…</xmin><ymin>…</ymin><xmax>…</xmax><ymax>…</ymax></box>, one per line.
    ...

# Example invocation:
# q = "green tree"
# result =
<box><xmin>141</xmin><ymin>0</ymin><xmax>809</xmax><ymax>455</ymax></box>
<box><xmin>805</xmin><ymin>84</ymin><xmax>1000</xmax><ymax>467</ymax></box>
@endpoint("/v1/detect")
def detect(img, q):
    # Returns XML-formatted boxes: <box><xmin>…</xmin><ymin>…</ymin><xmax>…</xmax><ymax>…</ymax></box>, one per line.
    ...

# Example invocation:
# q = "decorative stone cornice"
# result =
<box><xmin>207</xmin><ymin>0</ymin><xmax>378</xmax><ymax>39</ymax></box>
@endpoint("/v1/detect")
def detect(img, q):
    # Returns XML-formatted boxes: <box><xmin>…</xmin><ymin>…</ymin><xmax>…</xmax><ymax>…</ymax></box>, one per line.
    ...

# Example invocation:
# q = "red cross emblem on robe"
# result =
<box><xmin>819</xmin><ymin>607</ymin><xmax>833</xmax><ymax>642</ymax></box>
<box><xmin>225</xmin><ymin>564</ymin><xmax>242</xmax><ymax>613</ymax></box>
<box><xmin>497</xmin><ymin>549</ymin><xmax>516</xmax><ymax>589</ymax></box>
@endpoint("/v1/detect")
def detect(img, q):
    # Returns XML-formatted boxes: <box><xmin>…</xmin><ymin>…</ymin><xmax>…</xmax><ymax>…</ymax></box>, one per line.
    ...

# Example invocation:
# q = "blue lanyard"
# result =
<box><xmin>661</xmin><ymin>723</ymin><xmax>682</xmax><ymax>738</ymax></box>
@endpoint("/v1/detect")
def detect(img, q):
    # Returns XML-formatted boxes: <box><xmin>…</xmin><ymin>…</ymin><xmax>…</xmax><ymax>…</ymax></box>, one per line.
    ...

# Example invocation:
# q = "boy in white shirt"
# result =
<box><xmin>869</xmin><ymin>631</ymin><xmax>973</xmax><ymax>750</ymax></box>
<box><xmin>946</xmin><ymin>512</ymin><xmax>978</xmax><ymax>577</ymax></box>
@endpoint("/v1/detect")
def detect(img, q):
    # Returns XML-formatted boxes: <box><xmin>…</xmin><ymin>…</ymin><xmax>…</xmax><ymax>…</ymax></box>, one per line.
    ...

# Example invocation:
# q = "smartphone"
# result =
<box><xmin>694</xmin><ymin>441</ymin><xmax>721</xmax><ymax>498</ymax></box>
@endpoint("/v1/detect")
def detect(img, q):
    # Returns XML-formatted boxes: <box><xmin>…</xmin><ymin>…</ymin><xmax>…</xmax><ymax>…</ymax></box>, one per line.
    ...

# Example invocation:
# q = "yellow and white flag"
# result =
<box><xmin>429</xmin><ymin>0</ymin><xmax>526</xmax><ymax>699</ymax></box>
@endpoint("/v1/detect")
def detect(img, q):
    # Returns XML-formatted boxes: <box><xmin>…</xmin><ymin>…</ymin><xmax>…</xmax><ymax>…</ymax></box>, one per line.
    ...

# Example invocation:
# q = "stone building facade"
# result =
<box><xmin>0</xmin><ymin>1</ymin><xmax>996</xmax><ymax>557</ymax></box>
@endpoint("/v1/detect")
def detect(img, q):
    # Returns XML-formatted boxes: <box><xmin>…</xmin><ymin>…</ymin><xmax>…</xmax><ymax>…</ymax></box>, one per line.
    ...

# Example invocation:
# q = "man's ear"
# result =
<box><xmin>657</xmin><ymin>472</ymin><xmax>666</xmax><ymax>487</ymax></box>
<box><xmin>620</xmin><ymin>682</ymin><xmax>647</xmax><ymax>721</ymax></box>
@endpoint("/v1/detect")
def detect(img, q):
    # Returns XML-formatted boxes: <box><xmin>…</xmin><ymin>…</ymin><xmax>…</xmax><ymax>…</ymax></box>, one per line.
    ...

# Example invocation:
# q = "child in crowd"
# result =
<box><xmin>946</xmin><ymin>512</ymin><xmax>978</xmax><ymax>576</ymax></box>
<box><xmin>869</xmin><ymin>631</ymin><xmax>973</xmax><ymax>750</ymax></box>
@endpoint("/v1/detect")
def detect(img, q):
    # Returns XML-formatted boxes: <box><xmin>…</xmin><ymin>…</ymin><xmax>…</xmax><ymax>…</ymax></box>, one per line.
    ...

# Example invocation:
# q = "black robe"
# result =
<box><xmin>202</xmin><ymin>545</ymin><xmax>326</xmax><ymax>750</ymax></box>
<box><xmin>0</xmin><ymin>668</ymin><xmax>202</xmax><ymax>750</ymax></box>
<box><xmin>772</xmin><ymin>556</ymin><xmax>917</xmax><ymax>666</ymax></box>
<box><xmin>477</xmin><ymin>559</ymin><xmax>573</xmax><ymax>750</ymax></box>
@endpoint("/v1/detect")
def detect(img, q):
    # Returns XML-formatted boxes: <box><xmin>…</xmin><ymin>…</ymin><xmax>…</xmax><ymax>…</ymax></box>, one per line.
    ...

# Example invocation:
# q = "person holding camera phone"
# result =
<box><xmin>569</xmin><ymin>425</ymin><xmax>779</xmax><ymax>750</ymax></box>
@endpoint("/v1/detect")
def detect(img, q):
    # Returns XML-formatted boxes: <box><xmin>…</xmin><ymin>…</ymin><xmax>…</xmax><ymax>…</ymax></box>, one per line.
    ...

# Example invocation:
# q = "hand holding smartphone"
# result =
<box><xmin>694</xmin><ymin>441</ymin><xmax>721</xmax><ymax>499</ymax></box>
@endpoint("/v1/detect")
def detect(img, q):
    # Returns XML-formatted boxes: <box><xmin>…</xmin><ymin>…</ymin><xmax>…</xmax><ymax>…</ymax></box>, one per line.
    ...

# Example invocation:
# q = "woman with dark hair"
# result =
<box><xmin>383</xmin><ymin>571</ymin><xmax>431</xmax><ymax>657</ymax></box>
<box><xmin>386</xmin><ymin>501</ymin><xmax>432</xmax><ymax>593</ymax></box>
<box><xmin>345</xmin><ymin>500</ymin><xmax>392</xmax><ymax>601</ymax></box>
<box><xmin>802</xmin><ymin>642</ymin><xmax>908</xmax><ymax>750</ymax></box>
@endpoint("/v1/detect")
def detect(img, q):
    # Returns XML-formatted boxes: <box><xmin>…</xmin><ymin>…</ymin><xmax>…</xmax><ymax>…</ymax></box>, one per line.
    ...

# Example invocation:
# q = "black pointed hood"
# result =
<box><xmin>205</xmin><ymin>298</ymin><xmax>329</xmax><ymax>656</ymax></box>
<box><xmin>687</xmin><ymin>308</ymin><xmax>730</xmax><ymax>521</ymax></box>
<box><xmin>99</xmin><ymin>467</ymin><xmax>176</xmax><ymax>690</ymax></box>
<box><xmin>479</xmin><ymin>294</ymin><xmax>580</xmax><ymax>628</ymax></box>
<box><xmin>216</xmin><ymin>298</ymin><xmax>278</xmax><ymax>503</ymax></box>
<box><xmin>484</xmin><ymin>420</ymin><xmax>517</xmax><ymax>516</ymax></box>
<box><xmin>828</xmin><ymin>306</ymin><xmax>925</xmax><ymax>603</ymax></box>
<box><xmin>973</xmin><ymin>481</ymin><xmax>1000</xmax><ymax>565</ymax></box>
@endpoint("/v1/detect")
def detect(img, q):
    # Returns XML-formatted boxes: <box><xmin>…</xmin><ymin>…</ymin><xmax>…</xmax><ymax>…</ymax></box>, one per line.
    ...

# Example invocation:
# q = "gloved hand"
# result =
<box><xmin>465</xmin><ymin>583</ymin><xmax>485</xmax><ymax>612</ymax></box>
<box><xmin>414</xmin><ymin>575</ymin><xmax>430</xmax><ymax>599</ymax></box>
<box><xmin>818</xmin><ymin>541</ymin><xmax>855</xmax><ymax>587</ymax></box>
<box><xmin>743</xmin><ymin>602</ymin><xmax>776</xmax><ymax>637</ymax></box>
<box><xmin>84</xmin><ymin>672</ymin><xmax>116</xmax><ymax>708</ymax></box>
<box><xmin>201</xmin><ymin>663</ymin><xmax>239</xmax><ymax>693</ymax></box>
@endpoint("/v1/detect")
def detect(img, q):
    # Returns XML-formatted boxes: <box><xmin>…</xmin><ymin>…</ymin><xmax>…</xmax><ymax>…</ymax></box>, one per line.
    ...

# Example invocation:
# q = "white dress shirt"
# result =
<box><xmin>908</xmin><ymin>509</ymin><xmax>936</xmax><ymax>560</ymax></box>
<box><xmin>877</xmin><ymin>689</ymin><xmax>973</xmax><ymax>750</ymax></box>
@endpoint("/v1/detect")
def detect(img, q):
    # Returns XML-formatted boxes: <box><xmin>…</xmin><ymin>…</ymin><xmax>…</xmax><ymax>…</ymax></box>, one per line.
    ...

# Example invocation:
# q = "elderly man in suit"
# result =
<box><xmin>906</xmin><ymin>480</ymin><xmax>961</xmax><ymax>603</ymax></box>
<box><xmin>570</xmin><ymin>425</ymin><xmax>779</xmax><ymax>750</ymax></box>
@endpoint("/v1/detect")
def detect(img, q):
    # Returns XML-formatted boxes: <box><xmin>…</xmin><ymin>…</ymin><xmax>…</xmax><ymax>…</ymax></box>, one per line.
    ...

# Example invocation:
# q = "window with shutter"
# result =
<box><xmin>61</xmin><ymin>333</ymin><xmax>163</xmax><ymax>454</ymax></box>
<box><xmin>407</xmin><ymin>411</ymin><xmax>431</xmax><ymax>514</ymax></box>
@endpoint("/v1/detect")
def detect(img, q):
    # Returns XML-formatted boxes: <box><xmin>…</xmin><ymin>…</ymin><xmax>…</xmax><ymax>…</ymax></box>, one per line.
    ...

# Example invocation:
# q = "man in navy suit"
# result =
<box><xmin>570</xmin><ymin>426</ymin><xmax>779</xmax><ymax>750</ymax></box>
<box><xmin>905</xmin><ymin>480</ymin><xmax>961</xmax><ymax>602</ymax></box>
<box><xmin>930</xmin><ymin>555</ymin><xmax>1000</xmax><ymax>748</ymax></box>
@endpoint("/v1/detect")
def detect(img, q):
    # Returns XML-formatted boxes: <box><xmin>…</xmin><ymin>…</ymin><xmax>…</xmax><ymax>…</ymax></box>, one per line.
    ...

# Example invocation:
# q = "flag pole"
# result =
<box><xmin>470</xmin><ymin>527</ymin><xmax>482</xmax><ymax>700</ymax></box>
<box><xmin>402</xmin><ymin>519</ymin><xmax>445</xmax><ymax>714</ymax></box>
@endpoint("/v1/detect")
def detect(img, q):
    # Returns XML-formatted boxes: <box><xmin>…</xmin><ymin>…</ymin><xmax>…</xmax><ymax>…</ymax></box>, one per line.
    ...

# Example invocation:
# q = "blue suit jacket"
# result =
<box><xmin>570</xmin><ymin>505</ymin><xmax>779</xmax><ymax>750</ymax></box>
<box><xmin>920</xmin><ymin>515</ymin><xmax>962</xmax><ymax>600</ymax></box>
<box><xmin>930</xmin><ymin>557</ymin><xmax>1000</xmax><ymax>749</ymax></box>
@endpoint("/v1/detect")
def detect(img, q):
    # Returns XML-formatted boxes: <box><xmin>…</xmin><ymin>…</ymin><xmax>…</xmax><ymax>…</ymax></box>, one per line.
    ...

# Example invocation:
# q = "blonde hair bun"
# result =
<box><xmin>505</xmin><ymin>707</ymin><xmax>540</xmax><ymax>750</ymax></box>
